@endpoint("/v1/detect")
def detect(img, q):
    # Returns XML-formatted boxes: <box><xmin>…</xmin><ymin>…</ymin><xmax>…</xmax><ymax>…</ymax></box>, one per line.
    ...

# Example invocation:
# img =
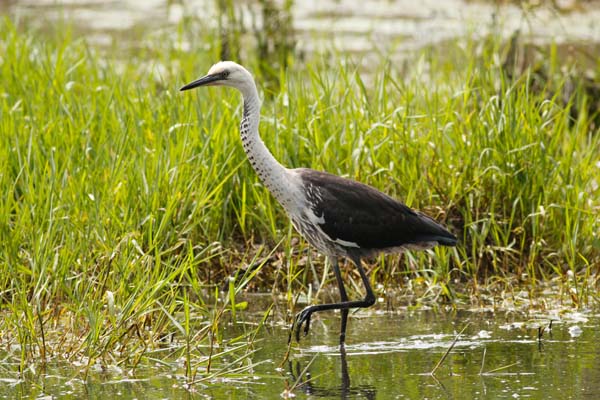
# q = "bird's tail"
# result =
<box><xmin>433</xmin><ymin>235</ymin><xmax>458</xmax><ymax>247</ymax></box>
<box><xmin>415</xmin><ymin>212</ymin><xmax>458</xmax><ymax>247</ymax></box>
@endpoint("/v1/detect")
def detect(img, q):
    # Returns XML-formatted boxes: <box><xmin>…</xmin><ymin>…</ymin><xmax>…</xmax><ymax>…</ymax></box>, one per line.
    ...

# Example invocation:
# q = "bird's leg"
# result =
<box><xmin>289</xmin><ymin>307</ymin><xmax>315</xmax><ymax>343</ymax></box>
<box><xmin>350</xmin><ymin>255</ymin><xmax>376</xmax><ymax>310</ymax></box>
<box><xmin>289</xmin><ymin>258</ymin><xmax>346</xmax><ymax>343</ymax></box>
<box><xmin>332</xmin><ymin>258</ymin><xmax>349</xmax><ymax>344</ymax></box>
<box><xmin>290</xmin><ymin>256</ymin><xmax>375</xmax><ymax>343</ymax></box>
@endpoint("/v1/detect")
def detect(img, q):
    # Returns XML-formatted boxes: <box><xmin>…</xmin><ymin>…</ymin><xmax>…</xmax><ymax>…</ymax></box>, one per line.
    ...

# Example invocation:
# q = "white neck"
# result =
<box><xmin>238</xmin><ymin>82</ymin><xmax>298</xmax><ymax>209</ymax></box>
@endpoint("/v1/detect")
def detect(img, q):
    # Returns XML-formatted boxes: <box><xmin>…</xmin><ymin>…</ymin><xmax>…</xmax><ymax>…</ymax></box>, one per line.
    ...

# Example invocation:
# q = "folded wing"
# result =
<box><xmin>297</xmin><ymin>168</ymin><xmax>457</xmax><ymax>251</ymax></box>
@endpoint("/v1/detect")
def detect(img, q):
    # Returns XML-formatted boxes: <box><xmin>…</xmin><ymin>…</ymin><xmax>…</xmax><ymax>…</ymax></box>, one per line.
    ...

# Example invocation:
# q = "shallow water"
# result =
<box><xmin>4</xmin><ymin>0</ymin><xmax>600</xmax><ymax>58</ymax></box>
<box><xmin>2</xmin><ymin>304</ymin><xmax>599</xmax><ymax>399</ymax></box>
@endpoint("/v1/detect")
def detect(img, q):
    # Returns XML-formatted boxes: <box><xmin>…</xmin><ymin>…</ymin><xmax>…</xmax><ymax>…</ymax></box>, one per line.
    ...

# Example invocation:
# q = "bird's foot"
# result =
<box><xmin>289</xmin><ymin>306</ymin><xmax>315</xmax><ymax>343</ymax></box>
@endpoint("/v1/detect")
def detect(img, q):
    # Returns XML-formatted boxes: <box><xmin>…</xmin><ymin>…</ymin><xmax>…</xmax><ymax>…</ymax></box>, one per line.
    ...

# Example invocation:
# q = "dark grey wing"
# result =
<box><xmin>297</xmin><ymin>169</ymin><xmax>456</xmax><ymax>250</ymax></box>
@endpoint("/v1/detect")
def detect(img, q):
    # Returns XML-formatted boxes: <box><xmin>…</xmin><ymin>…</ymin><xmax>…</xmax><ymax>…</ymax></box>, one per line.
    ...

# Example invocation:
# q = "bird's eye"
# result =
<box><xmin>222</xmin><ymin>70</ymin><xmax>230</xmax><ymax>78</ymax></box>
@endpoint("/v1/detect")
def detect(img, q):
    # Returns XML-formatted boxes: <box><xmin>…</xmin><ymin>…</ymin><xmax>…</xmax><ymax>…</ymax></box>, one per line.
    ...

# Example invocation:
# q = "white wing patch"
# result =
<box><xmin>306</xmin><ymin>207</ymin><xmax>361</xmax><ymax>249</ymax></box>
<box><xmin>305</xmin><ymin>208</ymin><xmax>325</xmax><ymax>225</ymax></box>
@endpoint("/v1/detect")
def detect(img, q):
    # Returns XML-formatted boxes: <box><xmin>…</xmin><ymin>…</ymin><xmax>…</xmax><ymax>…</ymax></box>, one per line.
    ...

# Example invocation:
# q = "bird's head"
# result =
<box><xmin>180</xmin><ymin>61</ymin><xmax>254</xmax><ymax>93</ymax></box>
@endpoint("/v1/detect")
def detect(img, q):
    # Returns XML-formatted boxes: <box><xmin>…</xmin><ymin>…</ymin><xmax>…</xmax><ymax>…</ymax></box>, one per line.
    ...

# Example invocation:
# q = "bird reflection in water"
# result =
<box><xmin>286</xmin><ymin>345</ymin><xmax>376</xmax><ymax>399</ymax></box>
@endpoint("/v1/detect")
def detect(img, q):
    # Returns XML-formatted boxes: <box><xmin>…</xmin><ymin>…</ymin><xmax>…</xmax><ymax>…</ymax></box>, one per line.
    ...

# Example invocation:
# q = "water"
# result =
<box><xmin>2</xmin><ymin>305</ymin><xmax>599</xmax><ymax>399</ymax></box>
<box><xmin>4</xmin><ymin>0</ymin><xmax>600</xmax><ymax>58</ymax></box>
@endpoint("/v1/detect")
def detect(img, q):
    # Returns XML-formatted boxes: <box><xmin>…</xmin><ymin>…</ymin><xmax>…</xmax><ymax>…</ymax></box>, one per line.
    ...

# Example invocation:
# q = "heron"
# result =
<box><xmin>181</xmin><ymin>61</ymin><xmax>457</xmax><ymax>344</ymax></box>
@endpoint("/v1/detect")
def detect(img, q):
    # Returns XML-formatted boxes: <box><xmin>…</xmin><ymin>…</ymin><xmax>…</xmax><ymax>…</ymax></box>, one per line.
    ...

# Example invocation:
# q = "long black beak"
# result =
<box><xmin>180</xmin><ymin>74</ymin><xmax>223</xmax><ymax>91</ymax></box>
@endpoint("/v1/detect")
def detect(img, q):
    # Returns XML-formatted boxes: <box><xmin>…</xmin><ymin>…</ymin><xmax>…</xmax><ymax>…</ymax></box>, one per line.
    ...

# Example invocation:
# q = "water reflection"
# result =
<box><xmin>288</xmin><ymin>345</ymin><xmax>376</xmax><ymax>399</ymax></box>
<box><xmin>1</xmin><ymin>309</ymin><xmax>599</xmax><ymax>399</ymax></box>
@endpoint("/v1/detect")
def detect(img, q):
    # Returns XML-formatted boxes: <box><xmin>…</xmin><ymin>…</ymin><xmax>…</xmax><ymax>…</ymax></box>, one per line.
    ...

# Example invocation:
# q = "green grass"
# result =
<box><xmin>0</xmin><ymin>15</ymin><xmax>599</xmax><ymax>384</ymax></box>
